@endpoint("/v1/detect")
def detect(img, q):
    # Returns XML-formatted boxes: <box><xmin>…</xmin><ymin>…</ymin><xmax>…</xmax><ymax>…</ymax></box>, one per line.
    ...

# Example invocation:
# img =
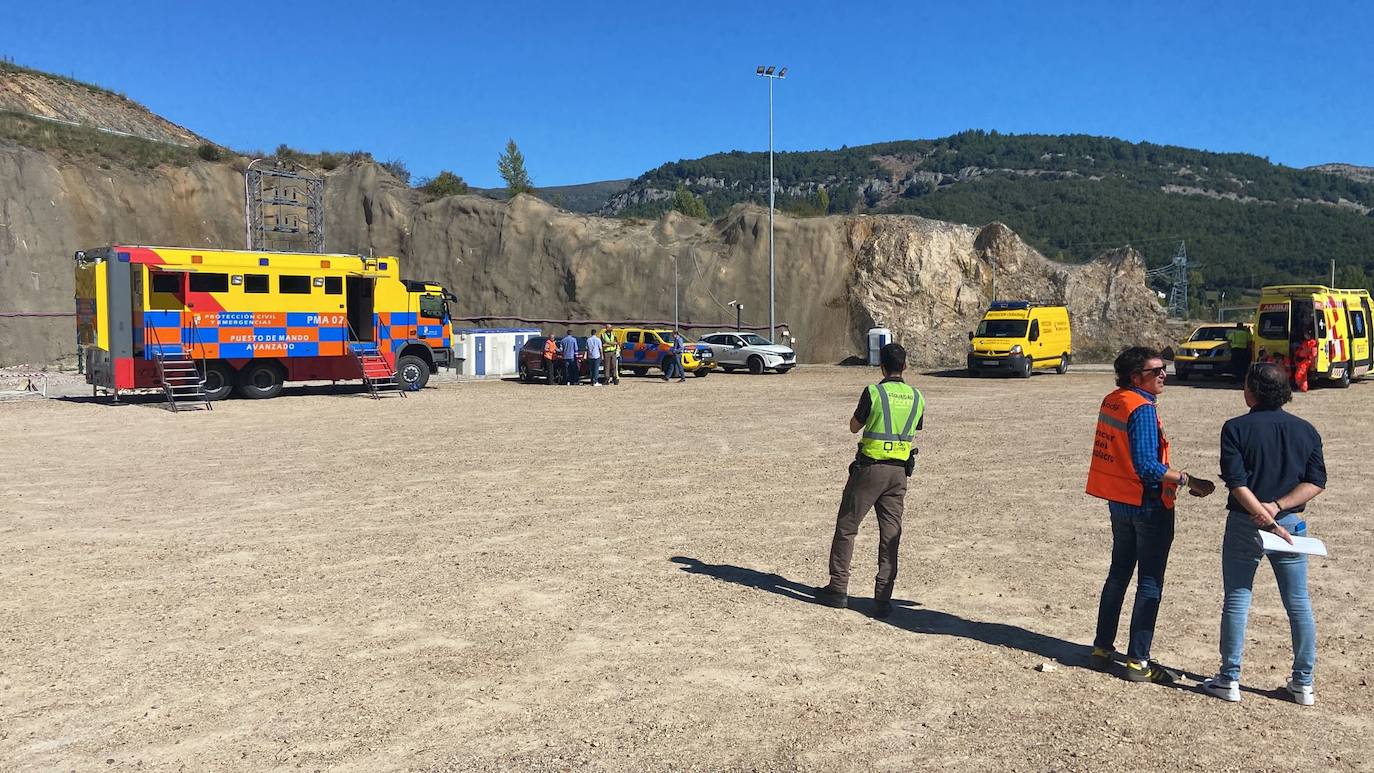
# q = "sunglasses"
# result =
<box><xmin>1138</xmin><ymin>366</ymin><xmax>1168</xmax><ymax>378</ymax></box>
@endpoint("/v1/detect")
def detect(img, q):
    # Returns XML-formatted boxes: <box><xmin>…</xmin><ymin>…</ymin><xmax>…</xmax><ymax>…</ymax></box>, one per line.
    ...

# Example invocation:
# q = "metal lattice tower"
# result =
<box><xmin>1145</xmin><ymin>241</ymin><xmax>1196</xmax><ymax>318</ymax></box>
<box><xmin>245</xmin><ymin>160</ymin><xmax>325</xmax><ymax>252</ymax></box>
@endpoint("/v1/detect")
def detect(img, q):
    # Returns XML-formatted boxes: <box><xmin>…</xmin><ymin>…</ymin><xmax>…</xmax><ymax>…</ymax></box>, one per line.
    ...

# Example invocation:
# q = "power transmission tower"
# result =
<box><xmin>1144</xmin><ymin>241</ymin><xmax>1198</xmax><ymax>318</ymax></box>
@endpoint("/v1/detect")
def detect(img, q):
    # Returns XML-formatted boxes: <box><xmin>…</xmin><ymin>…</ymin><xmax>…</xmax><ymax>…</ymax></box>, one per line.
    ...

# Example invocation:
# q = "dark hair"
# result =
<box><xmin>1113</xmin><ymin>346</ymin><xmax>1162</xmax><ymax>388</ymax></box>
<box><xmin>1246</xmin><ymin>362</ymin><xmax>1292</xmax><ymax>409</ymax></box>
<box><xmin>879</xmin><ymin>342</ymin><xmax>907</xmax><ymax>373</ymax></box>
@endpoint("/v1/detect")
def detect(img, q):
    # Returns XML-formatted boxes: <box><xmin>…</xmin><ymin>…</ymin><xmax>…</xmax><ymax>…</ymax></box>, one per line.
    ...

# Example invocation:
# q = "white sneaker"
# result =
<box><xmin>1285</xmin><ymin>679</ymin><xmax>1314</xmax><ymax>706</ymax></box>
<box><xmin>1201</xmin><ymin>675</ymin><xmax>1241</xmax><ymax>702</ymax></box>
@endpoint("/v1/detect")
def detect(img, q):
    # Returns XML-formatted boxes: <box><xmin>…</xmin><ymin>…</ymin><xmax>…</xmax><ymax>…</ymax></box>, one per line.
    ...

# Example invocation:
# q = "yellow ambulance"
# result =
<box><xmin>967</xmin><ymin>301</ymin><xmax>1072</xmax><ymax>378</ymax></box>
<box><xmin>1252</xmin><ymin>285</ymin><xmax>1374</xmax><ymax>387</ymax></box>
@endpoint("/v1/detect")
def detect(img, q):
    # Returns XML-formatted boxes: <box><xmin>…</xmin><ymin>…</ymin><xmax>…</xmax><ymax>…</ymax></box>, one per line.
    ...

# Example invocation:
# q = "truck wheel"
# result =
<box><xmin>518</xmin><ymin>363</ymin><xmax>531</xmax><ymax>383</ymax></box>
<box><xmin>1016</xmin><ymin>358</ymin><xmax>1032</xmax><ymax>378</ymax></box>
<box><xmin>397</xmin><ymin>354</ymin><xmax>430</xmax><ymax>390</ymax></box>
<box><xmin>1056</xmin><ymin>354</ymin><xmax>1069</xmax><ymax>375</ymax></box>
<box><xmin>235</xmin><ymin>360</ymin><xmax>284</xmax><ymax>399</ymax></box>
<box><xmin>1337</xmin><ymin>361</ymin><xmax>1351</xmax><ymax>388</ymax></box>
<box><xmin>748</xmin><ymin>355</ymin><xmax>765</xmax><ymax>375</ymax></box>
<box><xmin>694</xmin><ymin>367</ymin><xmax>709</xmax><ymax>377</ymax></box>
<box><xmin>203</xmin><ymin>362</ymin><xmax>234</xmax><ymax>401</ymax></box>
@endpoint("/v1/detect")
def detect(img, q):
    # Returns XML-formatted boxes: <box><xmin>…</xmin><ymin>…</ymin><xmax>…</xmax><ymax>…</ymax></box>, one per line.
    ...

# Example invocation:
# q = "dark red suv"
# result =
<box><xmin>517</xmin><ymin>336</ymin><xmax>591</xmax><ymax>384</ymax></box>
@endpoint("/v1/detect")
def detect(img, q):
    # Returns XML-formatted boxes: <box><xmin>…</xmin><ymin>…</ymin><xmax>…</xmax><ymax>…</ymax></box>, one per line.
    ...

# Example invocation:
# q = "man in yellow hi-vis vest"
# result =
<box><xmin>599</xmin><ymin>323</ymin><xmax>620</xmax><ymax>385</ymax></box>
<box><xmin>815</xmin><ymin>342</ymin><xmax>924</xmax><ymax>618</ymax></box>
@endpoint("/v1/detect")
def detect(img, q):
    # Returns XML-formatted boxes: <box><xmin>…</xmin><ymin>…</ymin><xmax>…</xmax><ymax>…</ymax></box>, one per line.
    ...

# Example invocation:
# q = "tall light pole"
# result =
<box><xmin>756</xmin><ymin>65</ymin><xmax>786</xmax><ymax>341</ymax></box>
<box><xmin>729</xmin><ymin>300</ymin><xmax>744</xmax><ymax>331</ymax></box>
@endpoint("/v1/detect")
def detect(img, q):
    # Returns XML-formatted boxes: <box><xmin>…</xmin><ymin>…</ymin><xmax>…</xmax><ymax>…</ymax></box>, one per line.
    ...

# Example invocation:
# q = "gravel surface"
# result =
<box><xmin>1</xmin><ymin>366</ymin><xmax>1370</xmax><ymax>770</ymax></box>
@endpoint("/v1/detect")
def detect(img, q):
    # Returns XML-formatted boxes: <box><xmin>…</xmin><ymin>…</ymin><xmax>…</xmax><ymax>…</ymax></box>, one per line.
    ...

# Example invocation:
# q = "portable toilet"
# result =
<box><xmin>453</xmin><ymin>327</ymin><xmax>542</xmax><ymax>377</ymax></box>
<box><xmin>867</xmin><ymin>328</ymin><xmax>891</xmax><ymax>365</ymax></box>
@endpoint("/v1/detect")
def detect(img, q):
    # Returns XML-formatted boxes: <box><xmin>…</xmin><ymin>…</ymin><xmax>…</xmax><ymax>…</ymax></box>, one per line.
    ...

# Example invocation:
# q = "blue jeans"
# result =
<box><xmin>563</xmin><ymin>359</ymin><xmax>579</xmax><ymax>385</ymax></box>
<box><xmin>1219</xmin><ymin>511</ymin><xmax>1315</xmax><ymax>686</ymax></box>
<box><xmin>664</xmin><ymin>354</ymin><xmax>685</xmax><ymax>379</ymax></box>
<box><xmin>1094</xmin><ymin>506</ymin><xmax>1175</xmax><ymax>660</ymax></box>
<box><xmin>588</xmin><ymin>357</ymin><xmax>601</xmax><ymax>384</ymax></box>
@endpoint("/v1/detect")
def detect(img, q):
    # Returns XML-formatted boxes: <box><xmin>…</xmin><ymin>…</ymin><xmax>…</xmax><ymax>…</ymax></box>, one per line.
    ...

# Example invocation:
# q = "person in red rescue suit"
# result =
<box><xmin>1086</xmin><ymin>346</ymin><xmax>1216</xmax><ymax>684</ymax></box>
<box><xmin>1292</xmin><ymin>334</ymin><xmax>1318</xmax><ymax>393</ymax></box>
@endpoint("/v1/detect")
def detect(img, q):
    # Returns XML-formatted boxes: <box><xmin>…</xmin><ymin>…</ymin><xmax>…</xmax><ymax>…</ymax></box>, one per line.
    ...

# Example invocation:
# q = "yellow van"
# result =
<box><xmin>967</xmin><ymin>301</ymin><xmax>1072</xmax><ymax>378</ymax></box>
<box><xmin>1253</xmin><ymin>285</ymin><xmax>1374</xmax><ymax>387</ymax></box>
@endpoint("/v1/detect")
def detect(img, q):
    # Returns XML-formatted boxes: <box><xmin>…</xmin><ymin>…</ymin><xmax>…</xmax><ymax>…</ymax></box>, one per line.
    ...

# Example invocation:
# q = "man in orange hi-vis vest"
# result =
<box><xmin>1086</xmin><ymin>346</ymin><xmax>1216</xmax><ymax>684</ymax></box>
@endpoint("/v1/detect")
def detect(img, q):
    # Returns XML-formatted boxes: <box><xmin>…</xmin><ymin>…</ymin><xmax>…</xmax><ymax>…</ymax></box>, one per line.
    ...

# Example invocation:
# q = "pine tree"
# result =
<box><xmin>497</xmin><ymin>139</ymin><xmax>534</xmax><ymax>196</ymax></box>
<box><xmin>672</xmin><ymin>184</ymin><xmax>707</xmax><ymax>218</ymax></box>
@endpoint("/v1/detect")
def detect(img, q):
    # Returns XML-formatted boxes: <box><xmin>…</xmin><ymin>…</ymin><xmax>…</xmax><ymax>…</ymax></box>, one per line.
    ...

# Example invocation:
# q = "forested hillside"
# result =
<box><xmin>608</xmin><ymin>132</ymin><xmax>1374</xmax><ymax>306</ymax></box>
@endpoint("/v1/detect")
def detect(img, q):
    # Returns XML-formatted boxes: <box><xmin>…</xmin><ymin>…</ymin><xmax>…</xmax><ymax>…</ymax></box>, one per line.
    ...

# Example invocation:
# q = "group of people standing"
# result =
<box><xmin>1087</xmin><ymin>346</ymin><xmax>1324</xmax><ymax>704</ymax></box>
<box><xmin>542</xmin><ymin>324</ymin><xmax>622</xmax><ymax>386</ymax></box>
<box><xmin>1226</xmin><ymin>321</ymin><xmax>1321</xmax><ymax>393</ymax></box>
<box><xmin>540</xmin><ymin>326</ymin><xmax>691</xmax><ymax>385</ymax></box>
<box><xmin>811</xmin><ymin>342</ymin><xmax>1326</xmax><ymax>706</ymax></box>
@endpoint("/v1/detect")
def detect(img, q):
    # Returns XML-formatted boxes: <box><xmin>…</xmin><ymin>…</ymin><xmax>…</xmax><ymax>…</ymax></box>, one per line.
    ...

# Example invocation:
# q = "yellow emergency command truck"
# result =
<box><xmin>75</xmin><ymin>245</ymin><xmax>455</xmax><ymax>401</ymax></box>
<box><xmin>1253</xmin><ymin>285</ymin><xmax>1373</xmax><ymax>387</ymax></box>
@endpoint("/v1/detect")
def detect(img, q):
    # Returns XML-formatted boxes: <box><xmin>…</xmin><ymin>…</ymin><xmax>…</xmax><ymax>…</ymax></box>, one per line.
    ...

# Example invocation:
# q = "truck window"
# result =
<box><xmin>976</xmin><ymin>319</ymin><xmax>1028</xmax><ymax>338</ymax></box>
<box><xmin>324</xmin><ymin>276</ymin><xmax>342</xmax><ymax>295</ymax></box>
<box><xmin>151</xmin><ymin>273</ymin><xmax>180</xmax><ymax>294</ymax></box>
<box><xmin>419</xmin><ymin>293</ymin><xmax>445</xmax><ymax>319</ymax></box>
<box><xmin>1257</xmin><ymin>311</ymin><xmax>1288</xmax><ymax>339</ymax></box>
<box><xmin>189</xmin><ymin>273</ymin><xmax>228</xmax><ymax>293</ymax></box>
<box><xmin>280</xmin><ymin>275</ymin><xmax>312</xmax><ymax>294</ymax></box>
<box><xmin>1352</xmin><ymin>310</ymin><xmax>1367</xmax><ymax>338</ymax></box>
<box><xmin>1314</xmin><ymin>312</ymin><xmax>1328</xmax><ymax>339</ymax></box>
<box><xmin>626</xmin><ymin>331</ymin><xmax>641</xmax><ymax>343</ymax></box>
<box><xmin>1028</xmin><ymin>319</ymin><xmax>1040</xmax><ymax>342</ymax></box>
<box><xmin>244</xmin><ymin>274</ymin><xmax>269</xmax><ymax>293</ymax></box>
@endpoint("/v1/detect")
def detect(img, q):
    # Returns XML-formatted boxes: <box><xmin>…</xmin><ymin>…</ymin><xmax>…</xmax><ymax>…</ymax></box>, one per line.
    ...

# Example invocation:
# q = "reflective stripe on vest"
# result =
<box><xmin>1084</xmin><ymin>388</ymin><xmax>1176</xmax><ymax>508</ymax></box>
<box><xmin>859</xmin><ymin>382</ymin><xmax>924</xmax><ymax>462</ymax></box>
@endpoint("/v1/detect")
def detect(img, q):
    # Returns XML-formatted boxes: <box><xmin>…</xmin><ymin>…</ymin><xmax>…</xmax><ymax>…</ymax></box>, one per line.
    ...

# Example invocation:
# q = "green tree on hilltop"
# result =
<box><xmin>418</xmin><ymin>170</ymin><xmax>469</xmax><ymax>199</ymax></box>
<box><xmin>672</xmin><ymin>184</ymin><xmax>707</xmax><ymax>218</ymax></box>
<box><xmin>498</xmin><ymin>139</ymin><xmax>534</xmax><ymax>196</ymax></box>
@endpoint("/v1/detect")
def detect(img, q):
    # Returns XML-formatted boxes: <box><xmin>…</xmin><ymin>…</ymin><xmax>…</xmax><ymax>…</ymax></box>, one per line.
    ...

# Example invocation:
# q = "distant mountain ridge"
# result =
<box><xmin>472</xmin><ymin>178</ymin><xmax>631</xmax><ymax>213</ymax></box>
<box><xmin>606</xmin><ymin>132</ymin><xmax>1374</xmax><ymax>297</ymax></box>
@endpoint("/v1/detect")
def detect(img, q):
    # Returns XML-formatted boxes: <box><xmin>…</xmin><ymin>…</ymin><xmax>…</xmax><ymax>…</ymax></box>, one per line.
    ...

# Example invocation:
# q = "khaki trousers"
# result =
<box><xmin>826</xmin><ymin>461</ymin><xmax>909</xmax><ymax>598</ymax></box>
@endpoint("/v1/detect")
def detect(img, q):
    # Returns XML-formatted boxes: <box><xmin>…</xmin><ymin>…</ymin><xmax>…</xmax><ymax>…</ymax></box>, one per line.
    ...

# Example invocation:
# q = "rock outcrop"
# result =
<box><xmin>0</xmin><ymin>143</ymin><xmax>1176</xmax><ymax>369</ymax></box>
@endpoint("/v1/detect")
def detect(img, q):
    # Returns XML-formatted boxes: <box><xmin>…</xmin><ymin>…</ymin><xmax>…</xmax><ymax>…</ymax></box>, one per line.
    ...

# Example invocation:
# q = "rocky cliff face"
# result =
<box><xmin>0</xmin><ymin>144</ymin><xmax>1175</xmax><ymax>369</ymax></box>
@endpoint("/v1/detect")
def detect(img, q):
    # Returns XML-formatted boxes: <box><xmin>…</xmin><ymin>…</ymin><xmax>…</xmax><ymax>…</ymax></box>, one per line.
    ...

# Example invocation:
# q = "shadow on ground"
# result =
<box><xmin>671</xmin><ymin>556</ymin><xmax>1093</xmax><ymax>667</ymax></box>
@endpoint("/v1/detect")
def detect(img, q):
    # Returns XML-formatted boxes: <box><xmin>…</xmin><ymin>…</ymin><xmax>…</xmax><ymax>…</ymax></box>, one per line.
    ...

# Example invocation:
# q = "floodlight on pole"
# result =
<box><xmin>755</xmin><ymin>64</ymin><xmax>787</xmax><ymax>342</ymax></box>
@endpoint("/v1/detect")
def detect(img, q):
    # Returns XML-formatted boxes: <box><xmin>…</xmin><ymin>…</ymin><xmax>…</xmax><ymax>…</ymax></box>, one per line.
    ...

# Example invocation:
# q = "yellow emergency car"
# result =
<box><xmin>1173</xmin><ymin>322</ymin><xmax>1251</xmax><ymax>380</ymax></box>
<box><xmin>1253</xmin><ymin>285</ymin><xmax>1374</xmax><ymax>387</ymax></box>
<box><xmin>967</xmin><ymin>301</ymin><xmax>1072</xmax><ymax>378</ymax></box>
<box><xmin>613</xmin><ymin>327</ymin><xmax>715</xmax><ymax>377</ymax></box>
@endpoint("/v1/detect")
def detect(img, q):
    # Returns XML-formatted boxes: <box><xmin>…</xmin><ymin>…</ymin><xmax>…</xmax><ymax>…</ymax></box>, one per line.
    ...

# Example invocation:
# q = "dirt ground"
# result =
<box><xmin>2</xmin><ymin>366</ymin><xmax>1371</xmax><ymax>771</ymax></box>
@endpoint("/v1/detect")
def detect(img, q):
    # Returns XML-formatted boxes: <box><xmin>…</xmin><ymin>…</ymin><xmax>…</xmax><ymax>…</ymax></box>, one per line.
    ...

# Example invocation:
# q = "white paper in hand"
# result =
<box><xmin>1260</xmin><ymin>530</ymin><xmax>1328</xmax><ymax>556</ymax></box>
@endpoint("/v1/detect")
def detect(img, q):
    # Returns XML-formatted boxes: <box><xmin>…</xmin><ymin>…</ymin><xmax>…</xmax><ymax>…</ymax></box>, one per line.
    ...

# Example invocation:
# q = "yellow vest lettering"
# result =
<box><xmin>859</xmin><ymin>382</ymin><xmax>924</xmax><ymax>462</ymax></box>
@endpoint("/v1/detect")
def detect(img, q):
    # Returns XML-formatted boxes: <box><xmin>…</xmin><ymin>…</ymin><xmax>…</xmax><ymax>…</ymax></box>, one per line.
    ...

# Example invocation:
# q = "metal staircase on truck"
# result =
<box><xmin>350</xmin><ymin>340</ymin><xmax>406</xmax><ymax>399</ymax></box>
<box><xmin>148</xmin><ymin>326</ymin><xmax>212</xmax><ymax>412</ymax></box>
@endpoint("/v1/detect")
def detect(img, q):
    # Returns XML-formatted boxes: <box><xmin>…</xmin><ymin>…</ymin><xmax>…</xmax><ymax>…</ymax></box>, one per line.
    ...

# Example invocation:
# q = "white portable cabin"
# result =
<box><xmin>452</xmin><ymin>327</ymin><xmax>542</xmax><ymax>378</ymax></box>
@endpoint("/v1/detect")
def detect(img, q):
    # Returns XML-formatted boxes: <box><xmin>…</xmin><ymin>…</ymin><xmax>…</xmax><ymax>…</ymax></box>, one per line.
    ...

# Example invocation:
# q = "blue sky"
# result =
<box><xmin>5</xmin><ymin>1</ymin><xmax>1371</xmax><ymax>188</ymax></box>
